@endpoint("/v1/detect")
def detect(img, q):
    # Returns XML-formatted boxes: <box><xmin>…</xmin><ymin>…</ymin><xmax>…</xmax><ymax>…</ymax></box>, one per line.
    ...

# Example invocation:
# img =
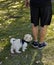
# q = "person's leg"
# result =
<box><xmin>38</xmin><ymin>25</ymin><xmax>47</xmax><ymax>49</ymax></box>
<box><xmin>31</xmin><ymin>24</ymin><xmax>39</xmax><ymax>48</ymax></box>
<box><xmin>40</xmin><ymin>6</ymin><xmax>52</xmax><ymax>43</ymax></box>
<box><xmin>30</xmin><ymin>6</ymin><xmax>39</xmax><ymax>47</ymax></box>
<box><xmin>32</xmin><ymin>24</ymin><xmax>38</xmax><ymax>42</ymax></box>
<box><xmin>38</xmin><ymin>5</ymin><xmax>52</xmax><ymax>49</ymax></box>
<box><xmin>39</xmin><ymin>25</ymin><xmax>47</xmax><ymax>43</ymax></box>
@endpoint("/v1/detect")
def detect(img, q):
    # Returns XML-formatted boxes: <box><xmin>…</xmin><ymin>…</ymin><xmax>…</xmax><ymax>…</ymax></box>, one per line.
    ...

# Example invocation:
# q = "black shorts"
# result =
<box><xmin>30</xmin><ymin>5</ymin><xmax>52</xmax><ymax>27</ymax></box>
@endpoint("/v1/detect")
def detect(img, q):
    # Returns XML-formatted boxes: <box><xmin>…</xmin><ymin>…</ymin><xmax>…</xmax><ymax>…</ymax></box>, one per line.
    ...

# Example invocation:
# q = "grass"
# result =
<box><xmin>0</xmin><ymin>1</ymin><xmax>54</xmax><ymax>65</ymax></box>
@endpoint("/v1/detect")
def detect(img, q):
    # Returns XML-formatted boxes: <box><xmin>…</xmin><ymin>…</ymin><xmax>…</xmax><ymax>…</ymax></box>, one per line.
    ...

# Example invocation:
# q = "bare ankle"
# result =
<box><xmin>34</xmin><ymin>40</ymin><xmax>38</xmax><ymax>42</ymax></box>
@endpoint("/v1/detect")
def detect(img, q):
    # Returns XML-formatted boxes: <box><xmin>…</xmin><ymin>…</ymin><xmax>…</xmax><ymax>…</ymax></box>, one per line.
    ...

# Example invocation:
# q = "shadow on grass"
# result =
<box><xmin>0</xmin><ymin>0</ymin><xmax>30</xmax><ymax>40</ymax></box>
<box><xmin>0</xmin><ymin>40</ymin><xmax>44</xmax><ymax>65</ymax></box>
<box><xmin>34</xmin><ymin>49</ymin><xmax>44</xmax><ymax>65</ymax></box>
<box><xmin>30</xmin><ymin>48</ymin><xmax>44</xmax><ymax>65</ymax></box>
<box><xmin>0</xmin><ymin>40</ymin><xmax>11</xmax><ymax>61</ymax></box>
<box><xmin>0</xmin><ymin>1</ymin><xmax>54</xmax><ymax>65</ymax></box>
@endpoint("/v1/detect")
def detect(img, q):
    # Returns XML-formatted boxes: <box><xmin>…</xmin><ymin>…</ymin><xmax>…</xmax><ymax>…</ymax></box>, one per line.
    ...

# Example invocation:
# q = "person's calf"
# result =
<box><xmin>40</xmin><ymin>25</ymin><xmax>47</xmax><ymax>43</ymax></box>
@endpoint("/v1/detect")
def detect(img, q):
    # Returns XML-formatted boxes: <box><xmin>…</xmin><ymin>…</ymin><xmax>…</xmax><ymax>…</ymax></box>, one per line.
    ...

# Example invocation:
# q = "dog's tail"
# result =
<box><xmin>10</xmin><ymin>38</ymin><xmax>16</xmax><ymax>44</ymax></box>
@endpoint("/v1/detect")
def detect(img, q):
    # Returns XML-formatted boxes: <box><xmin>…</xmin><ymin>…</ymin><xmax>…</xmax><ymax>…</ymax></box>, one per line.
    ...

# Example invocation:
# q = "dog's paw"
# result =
<box><xmin>22</xmin><ymin>50</ymin><xmax>25</xmax><ymax>52</ymax></box>
<box><xmin>16</xmin><ymin>51</ymin><xmax>21</xmax><ymax>53</ymax></box>
<box><xmin>11</xmin><ymin>52</ymin><xmax>14</xmax><ymax>54</ymax></box>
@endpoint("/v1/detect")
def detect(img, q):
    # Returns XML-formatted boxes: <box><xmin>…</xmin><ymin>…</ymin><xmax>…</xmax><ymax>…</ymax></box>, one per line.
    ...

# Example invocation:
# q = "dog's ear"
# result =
<box><xmin>24</xmin><ymin>35</ymin><xmax>27</xmax><ymax>40</ymax></box>
<box><xmin>30</xmin><ymin>36</ymin><xmax>33</xmax><ymax>41</ymax></box>
<box><xmin>25</xmin><ymin>36</ymin><xmax>28</xmax><ymax>40</ymax></box>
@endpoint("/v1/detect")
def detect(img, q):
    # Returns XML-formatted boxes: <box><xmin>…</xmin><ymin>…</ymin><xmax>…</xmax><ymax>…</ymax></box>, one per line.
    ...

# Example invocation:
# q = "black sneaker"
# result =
<box><xmin>31</xmin><ymin>41</ymin><xmax>39</xmax><ymax>48</ymax></box>
<box><xmin>38</xmin><ymin>42</ymin><xmax>47</xmax><ymax>49</ymax></box>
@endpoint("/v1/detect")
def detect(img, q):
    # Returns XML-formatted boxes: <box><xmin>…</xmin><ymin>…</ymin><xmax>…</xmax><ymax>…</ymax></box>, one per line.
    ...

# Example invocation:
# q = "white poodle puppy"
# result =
<box><xmin>10</xmin><ymin>34</ymin><xmax>32</xmax><ymax>54</ymax></box>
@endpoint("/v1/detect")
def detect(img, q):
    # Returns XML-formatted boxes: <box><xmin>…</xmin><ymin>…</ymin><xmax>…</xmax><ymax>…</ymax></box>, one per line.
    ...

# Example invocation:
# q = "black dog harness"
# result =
<box><xmin>20</xmin><ymin>39</ymin><xmax>29</xmax><ymax>45</ymax></box>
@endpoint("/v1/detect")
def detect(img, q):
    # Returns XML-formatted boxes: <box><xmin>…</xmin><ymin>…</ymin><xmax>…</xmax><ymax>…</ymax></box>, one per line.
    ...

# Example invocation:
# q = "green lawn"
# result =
<box><xmin>0</xmin><ymin>1</ymin><xmax>54</xmax><ymax>65</ymax></box>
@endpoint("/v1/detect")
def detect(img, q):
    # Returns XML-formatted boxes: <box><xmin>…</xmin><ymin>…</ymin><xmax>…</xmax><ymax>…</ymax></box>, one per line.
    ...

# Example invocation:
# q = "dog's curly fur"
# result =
<box><xmin>10</xmin><ymin>34</ymin><xmax>32</xmax><ymax>54</ymax></box>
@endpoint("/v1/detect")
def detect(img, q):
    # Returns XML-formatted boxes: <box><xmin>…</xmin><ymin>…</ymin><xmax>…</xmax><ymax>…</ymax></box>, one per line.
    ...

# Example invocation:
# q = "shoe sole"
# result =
<box><xmin>38</xmin><ymin>45</ymin><xmax>47</xmax><ymax>49</ymax></box>
<box><xmin>38</xmin><ymin>47</ymin><xmax>44</xmax><ymax>49</ymax></box>
<box><xmin>31</xmin><ymin>44</ymin><xmax>38</xmax><ymax>48</ymax></box>
<box><xmin>38</xmin><ymin>42</ymin><xmax>47</xmax><ymax>49</ymax></box>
